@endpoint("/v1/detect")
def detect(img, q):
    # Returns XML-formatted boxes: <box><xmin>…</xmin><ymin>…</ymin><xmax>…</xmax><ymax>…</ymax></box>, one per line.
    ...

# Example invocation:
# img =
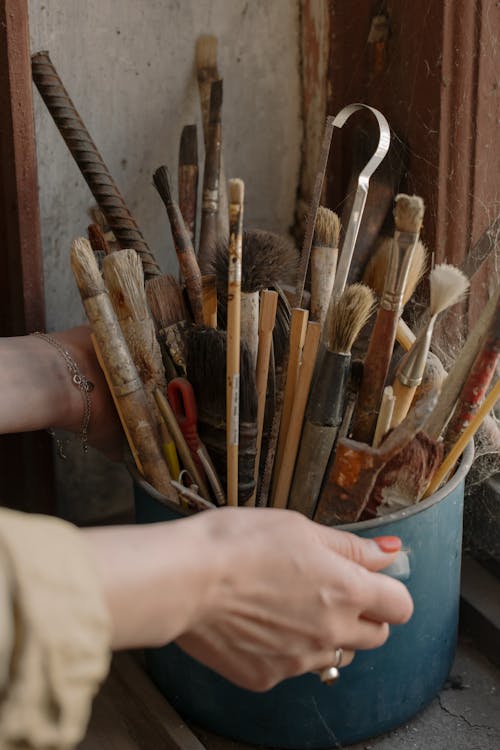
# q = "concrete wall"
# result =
<box><xmin>29</xmin><ymin>0</ymin><xmax>302</xmax><ymax>521</ymax></box>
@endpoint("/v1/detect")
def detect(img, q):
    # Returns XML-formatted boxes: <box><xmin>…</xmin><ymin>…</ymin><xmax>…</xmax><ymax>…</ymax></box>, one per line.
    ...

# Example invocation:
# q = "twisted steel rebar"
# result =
<box><xmin>32</xmin><ymin>50</ymin><xmax>161</xmax><ymax>280</ymax></box>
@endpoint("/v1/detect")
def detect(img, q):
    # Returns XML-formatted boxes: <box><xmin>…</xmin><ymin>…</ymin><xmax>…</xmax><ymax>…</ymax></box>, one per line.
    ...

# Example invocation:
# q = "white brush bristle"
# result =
<box><xmin>229</xmin><ymin>178</ymin><xmax>244</xmax><ymax>204</ymax></box>
<box><xmin>429</xmin><ymin>263</ymin><xmax>469</xmax><ymax>316</ymax></box>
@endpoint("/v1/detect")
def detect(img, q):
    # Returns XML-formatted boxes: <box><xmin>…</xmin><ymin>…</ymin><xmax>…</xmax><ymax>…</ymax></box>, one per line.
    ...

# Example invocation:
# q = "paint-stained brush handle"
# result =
<box><xmin>178</xmin><ymin>124</ymin><xmax>199</xmax><ymax>246</ymax></box>
<box><xmin>32</xmin><ymin>51</ymin><xmax>161</xmax><ymax>280</ymax></box>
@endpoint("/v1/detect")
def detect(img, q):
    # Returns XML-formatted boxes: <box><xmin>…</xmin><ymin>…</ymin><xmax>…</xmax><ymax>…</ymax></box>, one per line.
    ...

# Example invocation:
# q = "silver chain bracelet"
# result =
<box><xmin>32</xmin><ymin>332</ymin><xmax>94</xmax><ymax>457</ymax></box>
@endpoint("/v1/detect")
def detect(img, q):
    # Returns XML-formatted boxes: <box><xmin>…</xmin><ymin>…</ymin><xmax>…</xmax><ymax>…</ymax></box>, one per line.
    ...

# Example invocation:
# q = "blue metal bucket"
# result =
<box><xmin>134</xmin><ymin>441</ymin><xmax>473</xmax><ymax>749</ymax></box>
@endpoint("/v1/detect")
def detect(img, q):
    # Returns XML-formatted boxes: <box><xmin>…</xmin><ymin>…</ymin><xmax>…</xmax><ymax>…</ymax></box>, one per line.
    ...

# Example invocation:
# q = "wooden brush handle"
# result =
<box><xmin>310</xmin><ymin>245</ymin><xmax>338</xmax><ymax>329</ymax></box>
<box><xmin>178</xmin><ymin>162</ymin><xmax>198</xmax><ymax>245</ymax></box>
<box><xmin>426</xmin><ymin>287</ymin><xmax>500</xmax><ymax>440</ymax></box>
<box><xmin>250</xmin><ymin>290</ymin><xmax>278</xmax><ymax>506</ymax></box>
<box><xmin>443</xmin><ymin>319</ymin><xmax>500</xmax><ymax>450</ymax></box>
<box><xmin>351</xmin><ymin>305</ymin><xmax>399</xmax><ymax>443</ymax></box>
<box><xmin>373</xmin><ymin>386</ymin><xmax>395</xmax><ymax>447</ymax></box>
<box><xmin>241</xmin><ymin>291</ymin><xmax>260</xmax><ymax>371</ymax></box>
<box><xmin>390</xmin><ymin>378</ymin><xmax>417</xmax><ymax>428</ymax></box>
<box><xmin>84</xmin><ymin>297</ymin><xmax>176</xmax><ymax>502</ymax></box>
<box><xmin>165</xmin><ymin>202</ymin><xmax>204</xmax><ymax>325</ymax></box>
<box><xmin>424</xmin><ymin>378</ymin><xmax>500</xmax><ymax>498</ymax></box>
<box><xmin>272</xmin><ymin>308</ymin><xmax>309</xmax><ymax>494</ymax></box>
<box><xmin>288</xmin><ymin>350</ymin><xmax>351</xmax><ymax>516</ymax></box>
<box><xmin>32</xmin><ymin>51</ymin><xmax>160</xmax><ymax>280</ymax></box>
<box><xmin>272</xmin><ymin>321</ymin><xmax>321</xmax><ymax>509</ymax></box>
<box><xmin>397</xmin><ymin>318</ymin><xmax>416</xmax><ymax>351</ymax></box>
<box><xmin>198</xmin><ymin>83</ymin><xmax>222</xmax><ymax>274</ymax></box>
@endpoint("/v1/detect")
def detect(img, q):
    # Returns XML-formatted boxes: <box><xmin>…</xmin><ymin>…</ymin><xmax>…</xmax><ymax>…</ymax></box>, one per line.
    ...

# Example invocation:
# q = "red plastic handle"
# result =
<box><xmin>167</xmin><ymin>378</ymin><xmax>206</xmax><ymax>480</ymax></box>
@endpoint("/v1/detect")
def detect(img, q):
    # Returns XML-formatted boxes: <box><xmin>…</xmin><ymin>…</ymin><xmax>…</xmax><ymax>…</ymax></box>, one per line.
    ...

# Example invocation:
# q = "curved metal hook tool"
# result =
<box><xmin>332</xmin><ymin>104</ymin><xmax>391</xmax><ymax>298</ymax></box>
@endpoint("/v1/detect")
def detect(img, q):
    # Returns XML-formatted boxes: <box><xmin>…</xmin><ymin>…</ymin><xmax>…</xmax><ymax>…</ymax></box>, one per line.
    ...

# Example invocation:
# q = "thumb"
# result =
<box><xmin>321</xmin><ymin>528</ymin><xmax>402</xmax><ymax>572</ymax></box>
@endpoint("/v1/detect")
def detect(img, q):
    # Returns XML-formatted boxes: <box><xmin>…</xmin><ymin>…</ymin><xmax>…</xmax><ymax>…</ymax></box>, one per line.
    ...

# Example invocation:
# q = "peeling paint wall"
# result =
<box><xmin>29</xmin><ymin>0</ymin><xmax>302</xmax><ymax>521</ymax></box>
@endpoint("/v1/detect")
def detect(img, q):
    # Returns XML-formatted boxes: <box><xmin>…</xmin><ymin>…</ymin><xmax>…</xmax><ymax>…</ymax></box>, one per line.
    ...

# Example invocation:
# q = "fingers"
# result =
<box><xmin>318</xmin><ymin>525</ymin><xmax>403</xmax><ymax>572</ymax></box>
<box><xmin>360</xmin><ymin>573</ymin><xmax>414</xmax><ymax>625</ymax></box>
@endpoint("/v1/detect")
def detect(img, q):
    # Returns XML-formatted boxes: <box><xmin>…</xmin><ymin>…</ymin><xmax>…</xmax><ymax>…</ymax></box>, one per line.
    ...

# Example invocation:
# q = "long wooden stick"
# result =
<box><xmin>226</xmin><ymin>179</ymin><xmax>244</xmax><ymax>505</ymax></box>
<box><xmin>272</xmin><ymin>321</ymin><xmax>321</xmax><ymax>509</ymax></box>
<box><xmin>249</xmin><ymin>290</ymin><xmax>278</xmax><ymax>506</ymax></box>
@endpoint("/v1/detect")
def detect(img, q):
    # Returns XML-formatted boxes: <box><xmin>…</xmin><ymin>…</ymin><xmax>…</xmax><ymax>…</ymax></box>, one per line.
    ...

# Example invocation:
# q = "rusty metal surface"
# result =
<box><xmin>31</xmin><ymin>50</ymin><xmax>161</xmax><ymax>280</ymax></box>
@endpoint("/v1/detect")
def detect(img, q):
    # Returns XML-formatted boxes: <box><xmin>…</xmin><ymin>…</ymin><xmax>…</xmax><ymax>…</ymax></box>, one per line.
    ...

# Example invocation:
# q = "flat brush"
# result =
<box><xmin>146</xmin><ymin>274</ymin><xmax>188</xmax><ymax>380</ymax></box>
<box><xmin>71</xmin><ymin>238</ymin><xmax>176</xmax><ymax>502</ymax></box>
<box><xmin>198</xmin><ymin>79</ymin><xmax>223</xmax><ymax>274</ymax></box>
<box><xmin>391</xmin><ymin>264</ymin><xmax>469</xmax><ymax>427</ymax></box>
<box><xmin>153</xmin><ymin>165</ymin><xmax>204</xmax><ymax>325</ymax></box>
<box><xmin>315</xmin><ymin>389</ymin><xmax>437</xmax><ymax>525</ymax></box>
<box><xmin>178</xmin><ymin>124</ymin><xmax>199</xmax><ymax>247</ymax></box>
<box><xmin>32</xmin><ymin>51</ymin><xmax>161</xmax><ymax>280</ymax></box>
<box><xmin>288</xmin><ymin>284</ymin><xmax>375</xmax><ymax>518</ymax></box>
<box><xmin>186</xmin><ymin>326</ymin><xmax>258</xmax><ymax>505</ymax></box>
<box><xmin>196</xmin><ymin>35</ymin><xmax>229</xmax><ymax>244</ymax></box>
<box><xmin>362</xmin><ymin>234</ymin><xmax>427</xmax><ymax>351</ymax></box>
<box><xmin>351</xmin><ymin>194</ymin><xmax>425</xmax><ymax>444</ymax></box>
<box><xmin>212</xmin><ymin>229</ymin><xmax>299</xmax><ymax>369</ymax></box>
<box><xmin>310</xmin><ymin>208</ymin><xmax>340</xmax><ymax>332</ymax></box>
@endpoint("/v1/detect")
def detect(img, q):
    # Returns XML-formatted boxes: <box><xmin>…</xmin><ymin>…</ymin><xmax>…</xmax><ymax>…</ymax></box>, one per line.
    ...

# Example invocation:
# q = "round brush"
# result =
<box><xmin>391</xmin><ymin>264</ymin><xmax>469</xmax><ymax>427</ymax></box>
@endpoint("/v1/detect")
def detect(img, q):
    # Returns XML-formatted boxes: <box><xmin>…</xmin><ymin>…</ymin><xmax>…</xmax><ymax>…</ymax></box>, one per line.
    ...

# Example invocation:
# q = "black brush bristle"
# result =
<box><xmin>179</xmin><ymin>125</ymin><xmax>198</xmax><ymax>166</ymax></box>
<box><xmin>153</xmin><ymin>165</ymin><xmax>172</xmax><ymax>206</ymax></box>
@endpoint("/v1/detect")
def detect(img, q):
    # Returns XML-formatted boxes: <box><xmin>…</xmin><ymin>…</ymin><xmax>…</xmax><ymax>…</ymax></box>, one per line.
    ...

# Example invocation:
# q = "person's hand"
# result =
<box><xmin>176</xmin><ymin>508</ymin><xmax>413</xmax><ymax>691</ymax></box>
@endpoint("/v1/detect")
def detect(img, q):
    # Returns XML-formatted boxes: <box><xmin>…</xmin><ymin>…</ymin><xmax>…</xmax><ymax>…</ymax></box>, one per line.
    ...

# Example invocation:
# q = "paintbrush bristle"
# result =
<box><xmin>229</xmin><ymin>178</ymin><xmax>244</xmax><ymax>205</ymax></box>
<box><xmin>429</xmin><ymin>263</ymin><xmax>470</xmax><ymax>317</ymax></box>
<box><xmin>313</xmin><ymin>207</ymin><xmax>341</xmax><ymax>248</ymax></box>
<box><xmin>364</xmin><ymin>236</ymin><xmax>428</xmax><ymax>304</ymax></box>
<box><xmin>71</xmin><ymin>237</ymin><xmax>106</xmax><ymax>298</ymax></box>
<box><xmin>87</xmin><ymin>223</ymin><xmax>111</xmax><ymax>257</ymax></box>
<box><xmin>153</xmin><ymin>165</ymin><xmax>173</xmax><ymax>206</ymax></box>
<box><xmin>179</xmin><ymin>125</ymin><xmax>198</xmax><ymax>166</ymax></box>
<box><xmin>102</xmin><ymin>249</ymin><xmax>148</xmax><ymax>321</ymax></box>
<box><xmin>146</xmin><ymin>274</ymin><xmax>187</xmax><ymax>330</ymax></box>
<box><xmin>212</xmin><ymin>230</ymin><xmax>299</xmax><ymax>293</ymax></box>
<box><xmin>394</xmin><ymin>194</ymin><xmax>425</xmax><ymax>234</ymax></box>
<box><xmin>209</xmin><ymin>79</ymin><xmax>223</xmax><ymax>121</ymax></box>
<box><xmin>196</xmin><ymin>35</ymin><xmax>218</xmax><ymax>74</ymax></box>
<box><xmin>326</xmin><ymin>283</ymin><xmax>375</xmax><ymax>353</ymax></box>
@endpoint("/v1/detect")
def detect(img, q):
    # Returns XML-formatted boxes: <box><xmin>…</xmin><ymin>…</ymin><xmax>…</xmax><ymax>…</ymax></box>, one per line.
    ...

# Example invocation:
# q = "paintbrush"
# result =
<box><xmin>424</xmin><ymin>378</ymin><xmax>500</xmax><ymax>498</ymax></box>
<box><xmin>70</xmin><ymin>238</ymin><xmax>176</xmax><ymax>502</ymax></box>
<box><xmin>288</xmin><ymin>284</ymin><xmax>375</xmax><ymax>518</ymax></box>
<box><xmin>390</xmin><ymin>264</ymin><xmax>470</xmax><ymax>427</ymax></box>
<box><xmin>425</xmin><ymin>284</ymin><xmax>500</xmax><ymax>440</ymax></box>
<box><xmin>145</xmin><ymin>273</ymin><xmax>188</xmax><ymax>379</ymax></box>
<box><xmin>195</xmin><ymin>35</ymin><xmax>229</xmax><ymax>244</ymax></box>
<box><xmin>363</xmin><ymin>430</ymin><xmax>443</xmax><ymax>518</ymax></box>
<box><xmin>212</xmin><ymin>229</ymin><xmax>299</xmax><ymax>369</ymax></box>
<box><xmin>310</xmin><ymin>208</ymin><xmax>341</xmax><ymax>331</ymax></box>
<box><xmin>362</xmin><ymin>234</ymin><xmax>427</xmax><ymax>351</ymax></box>
<box><xmin>226</xmin><ymin>178</ymin><xmax>244</xmax><ymax>505</ymax></box>
<box><xmin>102</xmin><ymin>250</ymin><xmax>167</xmax><ymax>401</ymax></box>
<box><xmin>351</xmin><ymin>194</ymin><xmax>425</xmax><ymax>444</ymax></box>
<box><xmin>249</xmin><ymin>290</ymin><xmax>278</xmax><ymax>506</ymax></box>
<box><xmin>372</xmin><ymin>386</ymin><xmax>395</xmax><ymax>448</ymax></box>
<box><xmin>338</xmin><ymin>359</ymin><xmax>364</xmax><ymax>440</ymax></box>
<box><xmin>198</xmin><ymin>80</ymin><xmax>223</xmax><ymax>274</ymax></box>
<box><xmin>186</xmin><ymin>326</ymin><xmax>258</xmax><ymax>505</ymax></box>
<box><xmin>442</xmin><ymin>301</ymin><xmax>500</xmax><ymax>451</ymax></box>
<box><xmin>271</xmin><ymin>320</ymin><xmax>322</xmax><ymax>509</ymax></box>
<box><xmin>32</xmin><ymin>51</ymin><xmax>161</xmax><ymax>280</ymax></box>
<box><xmin>315</xmin><ymin>389</ymin><xmax>437</xmax><ymax>525</ymax></box>
<box><xmin>153</xmin><ymin>165</ymin><xmax>204</xmax><ymax>325</ymax></box>
<box><xmin>178</xmin><ymin>124</ymin><xmax>199</xmax><ymax>247</ymax></box>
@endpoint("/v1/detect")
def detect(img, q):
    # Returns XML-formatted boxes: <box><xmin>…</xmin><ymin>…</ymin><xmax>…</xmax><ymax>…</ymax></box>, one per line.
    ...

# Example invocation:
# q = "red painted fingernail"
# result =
<box><xmin>374</xmin><ymin>536</ymin><xmax>402</xmax><ymax>553</ymax></box>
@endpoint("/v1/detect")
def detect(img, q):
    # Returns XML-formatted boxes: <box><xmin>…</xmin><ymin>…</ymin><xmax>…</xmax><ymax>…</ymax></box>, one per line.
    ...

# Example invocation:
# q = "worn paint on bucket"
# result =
<box><xmin>134</xmin><ymin>441</ymin><xmax>473</xmax><ymax>749</ymax></box>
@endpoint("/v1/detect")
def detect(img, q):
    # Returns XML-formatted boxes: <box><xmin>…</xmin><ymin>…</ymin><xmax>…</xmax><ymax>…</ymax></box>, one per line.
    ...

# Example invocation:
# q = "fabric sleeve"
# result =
<box><xmin>0</xmin><ymin>508</ymin><xmax>111</xmax><ymax>750</ymax></box>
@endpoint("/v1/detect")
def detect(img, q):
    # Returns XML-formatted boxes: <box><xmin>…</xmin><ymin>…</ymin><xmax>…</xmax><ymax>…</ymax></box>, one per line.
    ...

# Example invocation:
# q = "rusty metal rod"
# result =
<box><xmin>31</xmin><ymin>50</ymin><xmax>161</xmax><ymax>280</ymax></box>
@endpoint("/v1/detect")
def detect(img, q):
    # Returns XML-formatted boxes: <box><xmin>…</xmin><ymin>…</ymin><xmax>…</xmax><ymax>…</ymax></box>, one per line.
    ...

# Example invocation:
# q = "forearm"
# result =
<box><xmin>82</xmin><ymin>515</ymin><xmax>221</xmax><ymax>650</ymax></box>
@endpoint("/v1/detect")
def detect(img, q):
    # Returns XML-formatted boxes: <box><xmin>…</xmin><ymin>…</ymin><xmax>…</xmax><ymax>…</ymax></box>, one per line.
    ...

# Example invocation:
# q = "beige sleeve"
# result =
<box><xmin>0</xmin><ymin>508</ymin><xmax>111</xmax><ymax>750</ymax></box>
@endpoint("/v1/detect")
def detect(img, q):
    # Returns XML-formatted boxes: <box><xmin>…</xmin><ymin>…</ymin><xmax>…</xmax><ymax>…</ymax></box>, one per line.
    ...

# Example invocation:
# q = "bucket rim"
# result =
<box><xmin>131</xmin><ymin>441</ymin><xmax>474</xmax><ymax>528</ymax></box>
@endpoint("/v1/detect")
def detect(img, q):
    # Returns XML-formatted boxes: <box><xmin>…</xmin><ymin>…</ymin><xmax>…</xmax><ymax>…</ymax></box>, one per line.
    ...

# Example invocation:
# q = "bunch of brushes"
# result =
<box><xmin>38</xmin><ymin>39</ymin><xmax>499</xmax><ymax>521</ymax></box>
